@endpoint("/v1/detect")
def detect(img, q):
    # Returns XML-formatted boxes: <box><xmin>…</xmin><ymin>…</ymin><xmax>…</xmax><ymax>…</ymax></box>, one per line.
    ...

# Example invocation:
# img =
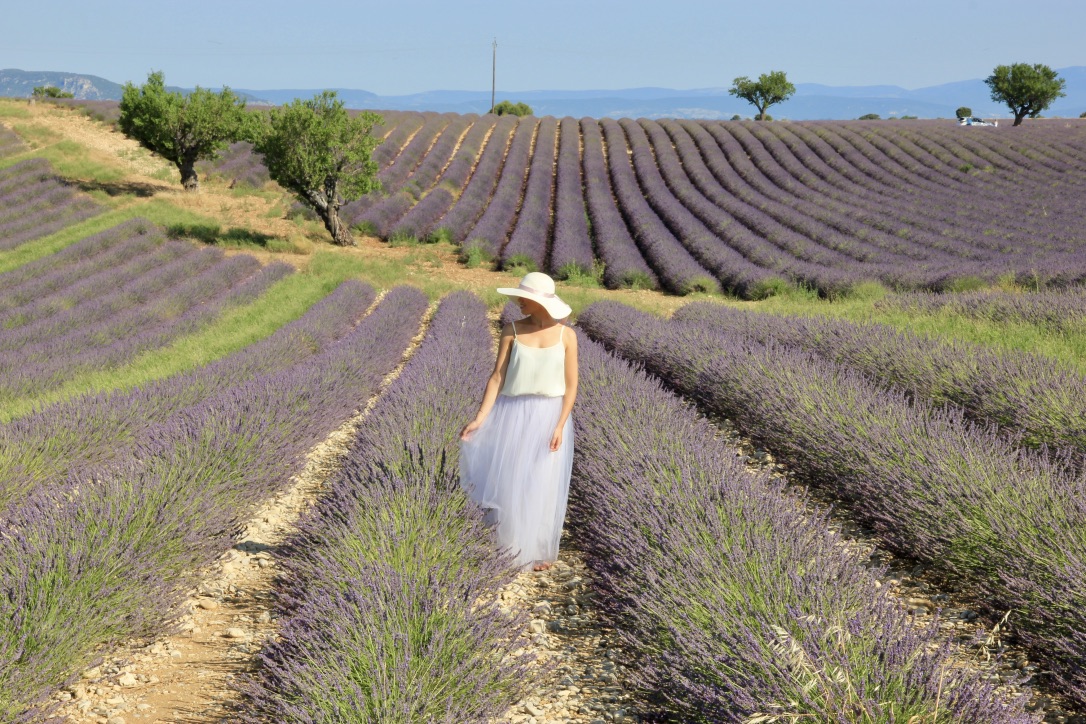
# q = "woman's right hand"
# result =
<box><xmin>460</xmin><ymin>419</ymin><xmax>482</xmax><ymax>441</ymax></box>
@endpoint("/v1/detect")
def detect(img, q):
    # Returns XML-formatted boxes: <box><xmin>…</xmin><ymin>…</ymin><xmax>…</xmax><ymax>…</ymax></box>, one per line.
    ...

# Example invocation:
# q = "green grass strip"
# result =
<box><xmin>0</xmin><ymin>266</ymin><xmax>356</xmax><ymax>421</ymax></box>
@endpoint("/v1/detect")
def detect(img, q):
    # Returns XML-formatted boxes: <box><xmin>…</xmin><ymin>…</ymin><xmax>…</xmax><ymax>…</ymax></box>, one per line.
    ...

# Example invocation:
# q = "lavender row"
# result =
<box><xmin>0</xmin><ymin>219</ymin><xmax>165</xmax><ymax>308</ymax></box>
<box><xmin>353</xmin><ymin>114</ymin><xmax>476</xmax><ymax>236</ymax></box>
<box><xmin>0</xmin><ymin>287</ymin><xmax>428</xmax><ymax>718</ymax></box>
<box><xmin>462</xmin><ymin>115</ymin><xmax>537</xmax><ymax>258</ymax></box>
<box><xmin>879</xmin><ymin>288</ymin><xmax>1086</xmax><ymax>332</ymax></box>
<box><xmin>569</xmin><ymin>324</ymin><xmax>1032</xmax><ymax>722</ymax></box>
<box><xmin>0</xmin><ymin>280</ymin><xmax>376</xmax><ymax>512</ymax></box>
<box><xmin>0</xmin><ymin>246</ymin><xmax>247</xmax><ymax>370</ymax></box>
<box><xmin>436</xmin><ymin>114</ymin><xmax>519</xmax><ymax>246</ymax></box>
<box><xmin>548</xmin><ymin>117</ymin><xmax>595</xmax><ymax>279</ymax></box>
<box><xmin>502</xmin><ymin>116</ymin><xmax>557</xmax><ymax>271</ymax></box>
<box><xmin>625</xmin><ymin>118</ymin><xmax>793</xmax><ymax>296</ymax></box>
<box><xmin>578</xmin><ymin>118</ymin><xmax>656</xmax><ymax>289</ymax></box>
<box><xmin>242</xmin><ymin>291</ymin><xmax>530</xmax><ymax>721</ymax></box>
<box><xmin>0</xmin><ymin>241</ymin><xmax>208</xmax><ymax>350</ymax></box>
<box><xmin>0</xmin><ymin>159</ymin><xmax>101</xmax><ymax>250</ymax></box>
<box><xmin>0</xmin><ymin>257</ymin><xmax>292</xmax><ymax>407</ymax></box>
<box><xmin>691</xmin><ymin>120</ymin><xmax>945</xmax><ymax>264</ymax></box>
<box><xmin>674</xmin><ymin>301</ymin><xmax>1086</xmax><ymax>461</ymax></box>
<box><xmin>598</xmin><ymin>118</ymin><xmax>718</xmax><ymax>294</ymax></box>
<box><xmin>579</xmin><ymin>300</ymin><xmax>1086</xmax><ymax>707</ymax></box>
<box><xmin>390</xmin><ymin>114</ymin><xmax>499</xmax><ymax>241</ymax></box>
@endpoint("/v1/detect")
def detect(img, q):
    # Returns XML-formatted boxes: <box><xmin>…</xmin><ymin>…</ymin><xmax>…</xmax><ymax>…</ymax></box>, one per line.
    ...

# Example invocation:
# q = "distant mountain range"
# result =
<box><xmin>3</xmin><ymin>67</ymin><xmax>1084</xmax><ymax>120</ymax></box>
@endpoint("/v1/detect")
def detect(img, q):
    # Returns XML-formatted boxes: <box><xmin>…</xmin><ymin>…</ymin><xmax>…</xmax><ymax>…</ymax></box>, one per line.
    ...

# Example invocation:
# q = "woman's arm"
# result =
<box><xmin>550</xmin><ymin>328</ymin><xmax>578</xmax><ymax>452</ymax></box>
<box><xmin>460</xmin><ymin>323</ymin><xmax>515</xmax><ymax>440</ymax></box>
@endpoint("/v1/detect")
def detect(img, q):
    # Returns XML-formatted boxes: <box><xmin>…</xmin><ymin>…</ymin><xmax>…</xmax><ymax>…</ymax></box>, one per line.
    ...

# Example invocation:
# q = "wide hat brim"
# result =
<box><xmin>496</xmin><ymin>287</ymin><xmax>573</xmax><ymax>320</ymax></box>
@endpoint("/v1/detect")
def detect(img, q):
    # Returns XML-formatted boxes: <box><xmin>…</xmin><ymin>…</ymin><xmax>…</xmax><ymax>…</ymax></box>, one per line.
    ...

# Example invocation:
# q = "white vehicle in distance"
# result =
<box><xmin>959</xmin><ymin>116</ymin><xmax>998</xmax><ymax>127</ymax></box>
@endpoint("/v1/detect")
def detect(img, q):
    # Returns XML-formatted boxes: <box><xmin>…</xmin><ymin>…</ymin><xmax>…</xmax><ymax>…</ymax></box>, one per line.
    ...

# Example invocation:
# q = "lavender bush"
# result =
<box><xmin>0</xmin><ymin>280</ymin><xmax>376</xmax><ymax>512</ymax></box>
<box><xmin>569</xmin><ymin>324</ymin><xmax>1034</xmax><ymax>722</ymax></box>
<box><xmin>0</xmin><ymin>287</ymin><xmax>428</xmax><ymax>718</ymax></box>
<box><xmin>241</xmin><ymin>291</ymin><xmax>532</xmax><ymax>722</ymax></box>
<box><xmin>502</xmin><ymin>116</ymin><xmax>557</xmax><ymax>271</ymax></box>
<box><xmin>547</xmin><ymin>117</ymin><xmax>596</xmax><ymax>280</ymax></box>
<box><xmin>579</xmin><ymin>300</ymin><xmax>1086</xmax><ymax>707</ymax></box>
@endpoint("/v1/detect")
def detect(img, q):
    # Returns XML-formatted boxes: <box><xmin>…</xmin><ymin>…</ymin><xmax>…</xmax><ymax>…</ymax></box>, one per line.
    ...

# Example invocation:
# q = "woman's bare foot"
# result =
<box><xmin>532</xmin><ymin>561</ymin><xmax>554</xmax><ymax>571</ymax></box>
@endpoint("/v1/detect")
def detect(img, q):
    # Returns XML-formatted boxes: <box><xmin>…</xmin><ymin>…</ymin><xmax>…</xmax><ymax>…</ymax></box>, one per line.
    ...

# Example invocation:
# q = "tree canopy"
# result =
<box><xmin>118</xmin><ymin>71</ymin><xmax>249</xmax><ymax>191</ymax></box>
<box><xmin>729</xmin><ymin>71</ymin><xmax>795</xmax><ymax>121</ymax></box>
<box><xmin>984</xmin><ymin>63</ymin><xmax>1066</xmax><ymax>126</ymax></box>
<box><xmin>955</xmin><ymin>106</ymin><xmax>972</xmax><ymax>120</ymax></box>
<box><xmin>491</xmin><ymin>100</ymin><xmax>533</xmax><ymax>117</ymax></box>
<box><xmin>31</xmin><ymin>86</ymin><xmax>73</xmax><ymax>99</ymax></box>
<box><xmin>253</xmin><ymin>91</ymin><xmax>382</xmax><ymax>246</ymax></box>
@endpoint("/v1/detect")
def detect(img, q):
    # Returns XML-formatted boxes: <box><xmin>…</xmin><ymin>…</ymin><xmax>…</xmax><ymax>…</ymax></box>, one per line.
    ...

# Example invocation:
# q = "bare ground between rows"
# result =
<box><xmin>51</xmin><ymin>295</ymin><xmax>436</xmax><ymax>723</ymax></box>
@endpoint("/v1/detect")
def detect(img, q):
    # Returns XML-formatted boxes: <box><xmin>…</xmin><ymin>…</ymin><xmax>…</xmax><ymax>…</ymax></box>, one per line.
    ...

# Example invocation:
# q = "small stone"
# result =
<box><xmin>136</xmin><ymin>704</ymin><xmax>152</xmax><ymax>712</ymax></box>
<box><xmin>105</xmin><ymin>695</ymin><xmax>126</xmax><ymax>705</ymax></box>
<box><xmin>118</xmin><ymin>672</ymin><xmax>138</xmax><ymax>687</ymax></box>
<box><xmin>107</xmin><ymin>717</ymin><xmax>126</xmax><ymax>724</ymax></box>
<box><xmin>528</xmin><ymin>619</ymin><xmax>546</xmax><ymax>634</ymax></box>
<box><xmin>198</xmin><ymin>599</ymin><xmax>219</xmax><ymax>611</ymax></box>
<box><xmin>83</xmin><ymin>667</ymin><xmax>102</xmax><ymax>680</ymax></box>
<box><xmin>169</xmin><ymin>650</ymin><xmax>183</xmax><ymax>659</ymax></box>
<box><xmin>257</xmin><ymin>610</ymin><xmax>272</xmax><ymax>624</ymax></box>
<box><xmin>224</xmin><ymin>627</ymin><xmax>248</xmax><ymax>639</ymax></box>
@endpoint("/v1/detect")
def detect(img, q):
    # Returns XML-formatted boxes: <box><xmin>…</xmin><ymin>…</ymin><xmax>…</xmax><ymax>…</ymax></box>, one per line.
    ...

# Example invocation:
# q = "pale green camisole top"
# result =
<box><xmin>500</xmin><ymin>321</ymin><xmax>566</xmax><ymax>398</ymax></box>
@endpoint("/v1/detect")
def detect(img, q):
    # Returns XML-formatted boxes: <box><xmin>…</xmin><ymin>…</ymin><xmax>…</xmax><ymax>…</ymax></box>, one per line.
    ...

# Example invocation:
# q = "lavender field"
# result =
<box><xmin>5</xmin><ymin>102</ymin><xmax>1086</xmax><ymax>721</ymax></box>
<box><xmin>193</xmin><ymin>109</ymin><xmax>1086</xmax><ymax>296</ymax></box>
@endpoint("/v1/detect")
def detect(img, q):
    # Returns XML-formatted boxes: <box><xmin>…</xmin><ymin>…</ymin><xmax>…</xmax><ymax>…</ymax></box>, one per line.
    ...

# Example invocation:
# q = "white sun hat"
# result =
<box><xmin>497</xmin><ymin>272</ymin><xmax>572</xmax><ymax>320</ymax></box>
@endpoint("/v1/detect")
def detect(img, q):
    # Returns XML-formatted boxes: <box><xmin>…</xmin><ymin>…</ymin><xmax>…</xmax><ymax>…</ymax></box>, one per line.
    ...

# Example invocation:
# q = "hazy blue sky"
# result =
<box><xmin>4</xmin><ymin>0</ymin><xmax>1084</xmax><ymax>93</ymax></box>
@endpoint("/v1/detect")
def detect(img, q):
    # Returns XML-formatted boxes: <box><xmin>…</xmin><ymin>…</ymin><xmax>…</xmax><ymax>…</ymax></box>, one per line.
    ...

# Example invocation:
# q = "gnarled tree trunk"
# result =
<box><xmin>319</xmin><ymin>207</ymin><xmax>355</xmax><ymax>246</ymax></box>
<box><xmin>178</xmin><ymin>157</ymin><xmax>199</xmax><ymax>192</ymax></box>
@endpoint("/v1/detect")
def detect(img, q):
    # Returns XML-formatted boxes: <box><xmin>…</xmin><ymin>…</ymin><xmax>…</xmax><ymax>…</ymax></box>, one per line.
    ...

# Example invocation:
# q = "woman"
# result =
<box><xmin>459</xmin><ymin>272</ymin><xmax>578</xmax><ymax>571</ymax></box>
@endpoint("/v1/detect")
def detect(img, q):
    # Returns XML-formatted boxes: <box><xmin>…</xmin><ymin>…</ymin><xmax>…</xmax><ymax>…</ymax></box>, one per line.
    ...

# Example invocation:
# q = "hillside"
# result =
<box><xmin>4</xmin><ymin>66</ymin><xmax>1085</xmax><ymax>119</ymax></box>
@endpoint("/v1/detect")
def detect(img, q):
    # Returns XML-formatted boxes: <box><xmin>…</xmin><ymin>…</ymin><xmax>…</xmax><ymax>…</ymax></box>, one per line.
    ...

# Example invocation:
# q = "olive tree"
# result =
<box><xmin>955</xmin><ymin>106</ymin><xmax>972</xmax><ymax>120</ymax></box>
<box><xmin>491</xmin><ymin>100</ymin><xmax>533</xmax><ymax>116</ymax></box>
<box><xmin>729</xmin><ymin>71</ymin><xmax>795</xmax><ymax>121</ymax></box>
<box><xmin>253</xmin><ymin>91</ymin><xmax>382</xmax><ymax>246</ymax></box>
<box><xmin>118</xmin><ymin>71</ymin><xmax>248</xmax><ymax>191</ymax></box>
<box><xmin>985</xmin><ymin>63</ymin><xmax>1066</xmax><ymax>126</ymax></box>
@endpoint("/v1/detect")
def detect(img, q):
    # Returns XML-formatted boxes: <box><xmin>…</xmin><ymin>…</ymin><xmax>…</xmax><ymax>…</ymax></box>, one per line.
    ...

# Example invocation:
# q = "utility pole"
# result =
<box><xmin>491</xmin><ymin>38</ymin><xmax>497</xmax><ymax>114</ymax></box>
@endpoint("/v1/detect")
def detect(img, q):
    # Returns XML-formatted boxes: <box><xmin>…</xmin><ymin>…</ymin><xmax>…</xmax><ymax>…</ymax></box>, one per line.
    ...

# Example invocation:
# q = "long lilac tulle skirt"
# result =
<box><xmin>459</xmin><ymin>394</ymin><xmax>573</xmax><ymax>569</ymax></box>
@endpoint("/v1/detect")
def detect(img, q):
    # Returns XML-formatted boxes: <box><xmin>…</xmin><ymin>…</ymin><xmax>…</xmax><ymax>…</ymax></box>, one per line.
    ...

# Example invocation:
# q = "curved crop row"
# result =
<box><xmin>0</xmin><ymin>220</ymin><xmax>165</xmax><ymax>311</ymax></box>
<box><xmin>570</xmin><ymin>324</ymin><xmax>1033</xmax><ymax>722</ymax></box>
<box><xmin>436</xmin><ymin>115</ymin><xmax>519</xmax><ymax>244</ymax></box>
<box><xmin>579</xmin><ymin>301</ymin><xmax>1086</xmax><ymax>708</ymax></box>
<box><xmin>242</xmin><ymin>291</ymin><xmax>530</xmax><ymax>721</ymax></box>
<box><xmin>0</xmin><ymin>286</ymin><xmax>428</xmax><ymax>719</ymax></box>
<box><xmin>462</xmin><ymin>116</ymin><xmax>538</xmax><ymax>258</ymax></box>
<box><xmin>0</xmin><ymin>159</ymin><xmax>101</xmax><ymax>250</ymax></box>
<box><xmin>548</xmin><ymin>117</ymin><xmax>595</xmax><ymax>279</ymax></box>
<box><xmin>578</xmin><ymin>118</ymin><xmax>656</xmax><ymax>289</ymax></box>
<box><xmin>502</xmin><ymin>117</ymin><xmax>557</xmax><ymax>272</ymax></box>
<box><xmin>0</xmin><ymin>280</ymin><xmax>377</xmax><ymax>513</ymax></box>
<box><xmin>674</xmin><ymin>301</ymin><xmax>1086</xmax><ymax>461</ymax></box>
<box><xmin>390</xmin><ymin>115</ymin><xmax>499</xmax><ymax>241</ymax></box>
<box><xmin>879</xmin><ymin>288</ymin><xmax>1086</xmax><ymax>332</ymax></box>
<box><xmin>0</xmin><ymin>239</ymin><xmax>194</xmax><ymax>343</ymax></box>
<box><xmin>598</xmin><ymin>118</ymin><xmax>717</xmax><ymax>294</ymax></box>
<box><xmin>0</xmin><ymin>255</ymin><xmax>292</xmax><ymax>406</ymax></box>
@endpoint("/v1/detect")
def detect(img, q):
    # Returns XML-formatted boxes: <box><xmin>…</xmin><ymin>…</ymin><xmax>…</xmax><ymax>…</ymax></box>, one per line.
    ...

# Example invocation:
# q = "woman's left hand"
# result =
<box><xmin>549</xmin><ymin>427</ymin><xmax>563</xmax><ymax>452</ymax></box>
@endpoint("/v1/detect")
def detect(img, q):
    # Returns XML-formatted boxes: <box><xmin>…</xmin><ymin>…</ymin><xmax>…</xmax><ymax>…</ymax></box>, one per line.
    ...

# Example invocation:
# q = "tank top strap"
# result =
<box><xmin>559</xmin><ymin>324</ymin><xmax>564</xmax><ymax>342</ymax></box>
<box><xmin>511</xmin><ymin>321</ymin><xmax>519</xmax><ymax>339</ymax></box>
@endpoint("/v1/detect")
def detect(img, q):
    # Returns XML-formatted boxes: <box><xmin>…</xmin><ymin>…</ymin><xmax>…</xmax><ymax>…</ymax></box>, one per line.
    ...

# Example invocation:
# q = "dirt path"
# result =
<box><xmin>51</xmin><ymin>295</ymin><xmax>437</xmax><ymax>724</ymax></box>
